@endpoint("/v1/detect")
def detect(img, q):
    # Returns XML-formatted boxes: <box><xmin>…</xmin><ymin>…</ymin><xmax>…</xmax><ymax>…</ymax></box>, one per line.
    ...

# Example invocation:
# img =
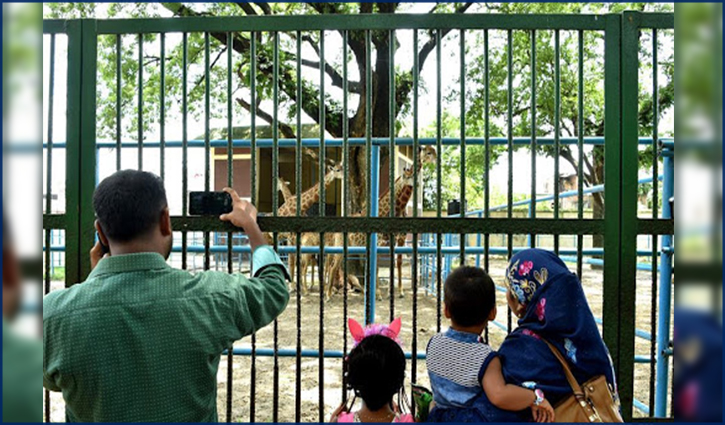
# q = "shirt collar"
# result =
<box><xmin>445</xmin><ymin>327</ymin><xmax>484</xmax><ymax>343</ymax></box>
<box><xmin>87</xmin><ymin>252</ymin><xmax>171</xmax><ymax>279</ymax></box>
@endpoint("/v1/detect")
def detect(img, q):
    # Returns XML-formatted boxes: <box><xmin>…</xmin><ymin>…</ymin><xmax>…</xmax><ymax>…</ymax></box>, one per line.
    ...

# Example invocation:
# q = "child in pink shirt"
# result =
<box><xmin>330</xmin><ymin>318</ymin><xmax>415</xmax><ymax>423</ymax></box>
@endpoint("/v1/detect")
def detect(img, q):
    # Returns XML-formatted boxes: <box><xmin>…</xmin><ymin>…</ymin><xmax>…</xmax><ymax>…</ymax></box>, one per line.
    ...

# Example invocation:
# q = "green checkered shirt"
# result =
<box><xmin>43</xmin><ymin>247</ymin><xmax>290</xmax><ymax>422</ymax></box>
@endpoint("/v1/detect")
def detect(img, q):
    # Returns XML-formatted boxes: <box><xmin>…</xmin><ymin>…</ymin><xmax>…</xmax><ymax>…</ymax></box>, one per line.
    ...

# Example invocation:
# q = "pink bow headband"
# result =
<box><xmin>348</xmin><ymin>317</ymin><xmax>402</xmax><ymax>346</ymax></box>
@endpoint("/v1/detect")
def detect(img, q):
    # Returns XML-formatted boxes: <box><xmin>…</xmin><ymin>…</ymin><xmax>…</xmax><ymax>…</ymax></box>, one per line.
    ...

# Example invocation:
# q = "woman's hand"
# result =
<box><xmin>531</xmin><ymin>399</ymin><xmax>555</xmax><ymax>423</ymax></box>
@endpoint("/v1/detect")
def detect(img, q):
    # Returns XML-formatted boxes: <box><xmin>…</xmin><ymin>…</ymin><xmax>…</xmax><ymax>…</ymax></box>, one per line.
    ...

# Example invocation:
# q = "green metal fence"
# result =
<box><xmin>42</xmin><ymin>12</ymin><xmax>674</xmax><ymax>422</ymax></box>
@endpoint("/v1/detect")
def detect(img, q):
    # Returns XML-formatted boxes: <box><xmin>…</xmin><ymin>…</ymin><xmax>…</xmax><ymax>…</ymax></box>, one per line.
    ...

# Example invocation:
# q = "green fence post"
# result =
<box><xmin>603</xmin><ymin>12</ymin><xmax>632</xmax><ymax>421</ymax></box>
<box><xmin>618</xmin><ymin>11</ymin><xmax>642</xmax><ymax>421</ymax></box>
<box><xmin>65</xmin><ymin>20</ymin><xmax>82</xmax><ymax>288</ymax></box>
<box><xmin>64</xmin><ymin>19</ymin><xmax>98</xmax><ymax>288</ymax></box>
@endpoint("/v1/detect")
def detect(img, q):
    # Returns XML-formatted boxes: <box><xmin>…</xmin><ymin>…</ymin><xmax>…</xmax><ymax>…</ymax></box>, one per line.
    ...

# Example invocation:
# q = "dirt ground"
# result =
<box><xmin>44</xmin><ymin>256</ymin><xmax>670</xmax><ymax>422</ymax></box>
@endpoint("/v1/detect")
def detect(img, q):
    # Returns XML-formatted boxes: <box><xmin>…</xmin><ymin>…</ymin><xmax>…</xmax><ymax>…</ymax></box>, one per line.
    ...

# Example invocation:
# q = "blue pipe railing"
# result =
<box><xmin>36</xmin><ymin>136</ymin><xmax>672</xmax><ymax>150</ymax></box>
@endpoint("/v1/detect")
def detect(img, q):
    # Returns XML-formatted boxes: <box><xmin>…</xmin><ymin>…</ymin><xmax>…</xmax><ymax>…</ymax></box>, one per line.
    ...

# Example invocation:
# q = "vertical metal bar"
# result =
<box><xmin>610</xmin><ymin>12</ymin><xmax>638</xmax><ymax>420</ymax></box>
<box><xmin>116</xmin><ymin>34</ymin><xmax>122</xmax><ymax>171</ymax></box>
<box><xmin>436</xmin><ymin>29</ymin><xmax>443</xmax><ymax>332</ymax></box>
<box><xmin>507</xmin><ymin>29</ymin><xmax>514</xmax><ymax>332</ymax></box>
<box><xmin>225</xmin><ymin>31</ymin><xmax>234</xmax><ymax>424</ymax></box>
<box><xmin>318</xmin><ymin>29</ymin><xmax>326</xmax><ymax>423</ymax></box>
<box><xmin>78</xmin><ymin>20</ymin><xmax>98</xmax><ymax>282</ymax></box>
<box><xmin>656</xmin><ymin>149</ymin><xmax>674</xmax><ymax>418</ymax></box>
<box><xmin>554</xmin><ymin>31</ymin><xmax>561</xmax><ymax>255</ymax></box>
<box><xmin>459</xmin><ymin>29</ymin><xmax>466</xmax><ymax>264</ymax></box>
<box><xmin>271</xmin><ymin>30</ymin><xmax>280</xmax><ymax>424</ymax></box>
<box><xmin>364</xmin><ymin>29</ymin><xmax>374</xmax><ymax>325</ymax></box>
<box><xmin>577</xmin><ymin>30</ymin><xmax>585</xmax><ymax>280</ymax></box>
<box><xmin>137</xmin><ymin>33</ymin><xmax>144</xmax><ymax>170</ymax></box>
<box><xmin>294</xmin><ymin>31</ymin><xmax>302</xmax><ymax>425</ymax></box>
<box><xmin>530</xmin><ymin>30</ymin><xmax>537</xmax><ymax>248</ymax></box>
<box><xmin>342</xmin><ymin>30</ymin><xmax>350</xmax><ymax>404</ymax></box>
<box><xmin>411</xmin><ymin>29</ymin><xmax>420</xmax><ymax>407</ymax></box>
<box><xmin>389</xmin><ymin>29</ymin><xmax>396</xmax><ymax>319</ymax></box>
<box><xmin>44</xmin><ymin>32</ymin><xmax>56</xmax><ymax>424</ymax></box>
<box><xmin>649</xmin><ymin>29</ymin><xmax>659</xmax><ymax>415</ymax></box>
<box><xmin>249</xmin><ymin>32</ymin><xmax>258</xmax><ymax>424</ymax></box>
<box><xmin>204</xmin><ymin>32</ymin><xmax>211</xmax><ymax>271</ymax></box>
<box><xmin>182</xmin><ymin>33</ymin><xmax>188</xmax><ymax>271</ymax></box>
<box><xmin>483</xmin><ymin>28</ymin><xmax>491</xmax><ymax>331</ymax></box>
<box><xmin>160</xmin><ymin>33</ymin><xmax>166</xmax><ymax>182</ymax></box>
<box><xmin>368</xmin><ymin>146</ymin><xmax>380</xmax><ymax>324</ymax></box>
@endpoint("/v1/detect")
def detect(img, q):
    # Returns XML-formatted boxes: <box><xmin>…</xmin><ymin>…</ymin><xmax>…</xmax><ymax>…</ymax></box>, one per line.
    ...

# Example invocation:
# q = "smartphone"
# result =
<box><xmin>189</xmin><ymin>191</ymin><xmax>233</xmax><ymax>216</ymax></box>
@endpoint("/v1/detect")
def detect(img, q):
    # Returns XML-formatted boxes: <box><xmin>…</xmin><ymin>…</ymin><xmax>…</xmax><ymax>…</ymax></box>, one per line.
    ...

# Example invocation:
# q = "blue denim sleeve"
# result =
<box><xmin>252</xmin><ymin>245</ymin><xmax>291</xmax><ymax>281</ymax></box>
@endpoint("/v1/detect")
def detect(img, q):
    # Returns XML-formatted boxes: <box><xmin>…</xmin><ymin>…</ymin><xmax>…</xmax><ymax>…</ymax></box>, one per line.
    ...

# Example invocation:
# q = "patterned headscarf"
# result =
<box><xmin>504</xmin><ymin>249</ymin><xmax>571</xmax><ymax>307</ymax></box>
<box><xmin>483</xmin><ymin>248</ymin><xmax>619</xmax><ymax>421</ymax></box>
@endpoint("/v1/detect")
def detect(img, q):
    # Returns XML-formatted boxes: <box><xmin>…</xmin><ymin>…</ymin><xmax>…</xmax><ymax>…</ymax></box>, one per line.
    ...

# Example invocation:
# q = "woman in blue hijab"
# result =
<box><xmin>479</xmin><ymin>249</ymin><xmax>619</xmax><ymax>422</ymax></box>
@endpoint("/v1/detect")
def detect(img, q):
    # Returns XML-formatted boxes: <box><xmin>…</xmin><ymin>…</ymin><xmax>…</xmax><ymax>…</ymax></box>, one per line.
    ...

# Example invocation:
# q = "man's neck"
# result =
<box><xmin>109</xmin><ymin>240</ymin><xmax>164</xmax><ymax>257</ymax></box>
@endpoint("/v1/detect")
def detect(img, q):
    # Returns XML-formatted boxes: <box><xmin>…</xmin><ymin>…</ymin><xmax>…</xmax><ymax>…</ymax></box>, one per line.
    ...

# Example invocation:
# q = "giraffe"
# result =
<box><xmin>276</xmin><ymin>161</ymin><xmax>344</xmax><ymax>293</ymax></box>
<box><xmin>297</xmin><ymin>232</ymin><xmax>337</xmax><ymax>294</ymax></box>
<box><xmin>379</xmin><ymin>146</ymin><xmax>438</xmax><ymax>297</ymax></box>
<box><xmin>277</xmin><ymin>177</ymin><xmax>294</xmax><ymax>204</ymax></box>
<box><xmin>324</xmin><ymin>165</ymin><xmax>417</xmax><ymax>301</ymax></box>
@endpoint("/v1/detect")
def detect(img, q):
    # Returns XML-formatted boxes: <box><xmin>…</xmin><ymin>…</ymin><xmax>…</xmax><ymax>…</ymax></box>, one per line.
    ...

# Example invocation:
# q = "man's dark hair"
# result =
<box><xmin>345</xmin><ymin>335</ymin><xmax>406</xmax><ymax>412</ymax></box>
<box><xmin>93</xmin><ymin>170</ymin><xmax>168</xmax><ymax>242</ymax></box>
<box><xmin>444</xmin><ymin>266</ymin><xmax>496</xmax><ymax>327</ymax></box>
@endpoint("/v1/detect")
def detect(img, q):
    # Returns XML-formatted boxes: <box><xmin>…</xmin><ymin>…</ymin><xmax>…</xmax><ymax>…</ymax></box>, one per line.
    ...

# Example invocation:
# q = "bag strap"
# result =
<box><xmin>539</xmin><ymin>336</ymin><xmax>586</xmax><ymax>399</ymax></box>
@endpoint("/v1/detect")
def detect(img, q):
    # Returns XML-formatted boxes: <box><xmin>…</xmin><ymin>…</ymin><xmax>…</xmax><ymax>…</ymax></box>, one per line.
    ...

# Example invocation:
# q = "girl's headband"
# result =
<box><xmin>348</xmin><ymin>317</ymin><xmax>402</xmax><ymax>346</ymax></box>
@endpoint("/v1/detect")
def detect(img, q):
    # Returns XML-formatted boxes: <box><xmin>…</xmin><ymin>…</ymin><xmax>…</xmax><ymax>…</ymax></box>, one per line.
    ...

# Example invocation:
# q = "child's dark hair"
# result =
<box><xmin>444</xmin><ymin>266</ymin><xmax>496</xmax><ymax>327</ymax></box>
<box><xmin>344</xmin><ymin>335</ymin><xmax>406</xmax><ymax>412</ymax></box>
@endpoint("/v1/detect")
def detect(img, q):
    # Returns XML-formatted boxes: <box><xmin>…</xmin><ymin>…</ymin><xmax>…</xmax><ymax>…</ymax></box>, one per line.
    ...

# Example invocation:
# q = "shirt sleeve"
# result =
<box><xmin>42</xmin><ymin>321</ymin><xmax>62</xmax><ymax>392</ymax></box>
<box><xmin>252</xmin><ymin>245</ymin><xmax>291</xmax><ymax>281</ymax></box>
<box><xmin>228</xmin><ymin>246</ymin><xmax>291</xmax><ymax>338</ymax></box>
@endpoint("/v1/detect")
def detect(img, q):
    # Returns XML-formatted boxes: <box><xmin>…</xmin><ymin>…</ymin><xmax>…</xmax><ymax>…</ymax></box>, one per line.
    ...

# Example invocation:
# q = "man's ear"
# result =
<box><xmin>443</xmin><ymin>304</ymin><xmax>452</xmax><ymax>320</ymax></box>
<box><xmin>95</xmin><ymin>220</ymin><xmax>110</xmax><ymax>247</ymax></box>
<box><xmin>160</xmin><ymin>207</ymin><xmax>172</xmax><ymax>237</ymax></box>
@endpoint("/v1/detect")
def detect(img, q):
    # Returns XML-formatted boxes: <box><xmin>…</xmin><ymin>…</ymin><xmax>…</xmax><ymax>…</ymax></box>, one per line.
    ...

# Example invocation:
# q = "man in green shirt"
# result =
<box><xmin>43</xmin><ymin>170</ymin><xmax>290</xmax><ymax>422</ymax></box>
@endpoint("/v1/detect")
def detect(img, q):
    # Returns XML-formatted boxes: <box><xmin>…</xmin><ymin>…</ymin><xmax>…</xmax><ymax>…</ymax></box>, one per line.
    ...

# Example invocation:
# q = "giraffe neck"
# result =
<box><xmin>299</xmin><ymin>171</ymin><xmax>336</xmax><ymax>214</ymax></box>
<box><xmin>395</xmin><ymin>186</ymin><xmax>414</xmax><ymax>216</ymax></box>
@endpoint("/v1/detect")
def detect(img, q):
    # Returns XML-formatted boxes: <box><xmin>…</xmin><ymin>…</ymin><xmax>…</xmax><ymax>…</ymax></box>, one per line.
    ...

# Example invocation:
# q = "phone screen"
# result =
<box><xmin>189</xmin><ymin>192</ymin><xmax>233</xmax><ymax>216</ymax></box>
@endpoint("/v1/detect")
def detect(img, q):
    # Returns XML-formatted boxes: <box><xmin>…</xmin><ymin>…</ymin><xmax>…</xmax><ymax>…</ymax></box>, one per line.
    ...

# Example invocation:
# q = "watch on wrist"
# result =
<box><xmin>533</xmin><ymin>389</ymin><xmax>545</xmax><ymax>406</ymax></box>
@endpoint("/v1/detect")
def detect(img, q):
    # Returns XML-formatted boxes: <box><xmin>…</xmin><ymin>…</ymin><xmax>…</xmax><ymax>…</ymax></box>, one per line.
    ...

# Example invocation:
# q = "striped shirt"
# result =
<box><xmin>426</xmin><ymin>328</ymin><xmax>498</xmax><ymax>409</ymax></box>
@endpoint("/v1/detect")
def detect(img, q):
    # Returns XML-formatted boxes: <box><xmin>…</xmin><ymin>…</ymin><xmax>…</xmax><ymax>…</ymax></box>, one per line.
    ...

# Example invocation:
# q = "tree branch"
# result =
<box><xmin>298</xmin><ymin>57</ymin><xmax>363</xmax><ymax>93</ymax></box>
<box><xmin>235</xmin><ymin>97</ymin><xmax>296</xmax><ymax>139</ymax></box>
<box><xmin>254</xmin><ymin>2</ymin><xmax>272</xmax><ymax>15</ymax></box>
<box><xmin>234</xmin><ymin>2</ymin><xmax>258</xmax><ymax>16</ymax></box>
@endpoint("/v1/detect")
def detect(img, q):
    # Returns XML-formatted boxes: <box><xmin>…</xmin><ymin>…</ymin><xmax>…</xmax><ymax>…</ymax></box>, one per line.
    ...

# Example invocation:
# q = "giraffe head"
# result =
<box><xmin>323</xmin><ymin>162</ymin><xmax>344</xmax><ymax>184</ymax></box>
<box><xmin>418</xmin><ymin>146</ymin><xmax>437</xmax><ymax>167</ymax></box>
<box><xmin>396</xmin><ymin>165</ymin><xmax>415</xmax><ymax>189</ymax></box>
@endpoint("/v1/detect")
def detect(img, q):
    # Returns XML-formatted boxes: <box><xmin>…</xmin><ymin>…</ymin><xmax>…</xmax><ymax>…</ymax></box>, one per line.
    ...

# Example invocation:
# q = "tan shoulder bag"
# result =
<box><xmin>540</xmin><ymin>338</ymin><xmax>623</xmax><ymax>423</ymax></box>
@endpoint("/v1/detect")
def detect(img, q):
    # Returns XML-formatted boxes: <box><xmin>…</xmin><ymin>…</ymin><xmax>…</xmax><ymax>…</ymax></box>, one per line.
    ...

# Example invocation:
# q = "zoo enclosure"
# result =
<box><xmin>42</xmin><ymin>12</ymin><xmax>674</xmax><ymax>422</ymax></box>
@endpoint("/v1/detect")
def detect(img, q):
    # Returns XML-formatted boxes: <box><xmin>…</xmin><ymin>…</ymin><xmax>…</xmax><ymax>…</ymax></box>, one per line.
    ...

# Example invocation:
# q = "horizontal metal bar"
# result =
<box><xmin>40</xmin><ymin>136</ymin><xmax>663</xmax><ymax>150</ymax></box>
<box><xmin>637</xmin><ymin>219</ymin><xmax>674</xmax><ymax>236</ymax></box>
<box><xmin>634</xmin><ymin>355</ymin><xmax>652</xmax><ymax>364</ymax></box>
<box><xmin>91</xmin><ymin>14</ymin><xmax>611</xmax><ymax>34</ymax></box>
<box><xmin>633</xmin><ymin>399</ymin><xmax>651</xmax><ymax>416</ymax></box>
<box><xmin>43</xmin><ymin>20</ymin><xmax>68</xmax><ymax>34</ymax></box>
<box><xmin>595</xmin><ymin>317</ymin><xmax>652</xmax><ymax>341</ymax></box>
<box><xmin>42</xmin><ymin>244</ymin><xmax>661</xmax><ymax>258</ymax></box>
<box><xmin>223</xmin><ymin>347</ymin><xmax>427</xmax><ymax>360</ymax></box>
<box><xmin>172</xmin><ymin>217</ymin><xmax>606</xmax><ymax>235</ymax></box>
<box><xmin>460</xmin><ymin>175</ymin><xmax>663</xmax><ymax>215</ymax></box>
<box><xmin>638</xmin><ymin>13</ymin><xmax>674</xmax><ymax>29</ymax></box>
<box><xmin>43</xmin><ymin>214</ymin><xmax>66</xmax><ymax>230</ymax></box>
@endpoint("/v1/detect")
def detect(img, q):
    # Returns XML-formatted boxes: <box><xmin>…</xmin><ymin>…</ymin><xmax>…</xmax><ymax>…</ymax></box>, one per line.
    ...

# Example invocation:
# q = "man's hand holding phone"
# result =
<box><xmin>219</xmin><ymin>188</ymin><xmax>267</xmax><ymax>250</ymax></box>
<box><xmin>90</xmin><ymin>239</ymin><xmax>110</xmax><ymax>271</ymax></box>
